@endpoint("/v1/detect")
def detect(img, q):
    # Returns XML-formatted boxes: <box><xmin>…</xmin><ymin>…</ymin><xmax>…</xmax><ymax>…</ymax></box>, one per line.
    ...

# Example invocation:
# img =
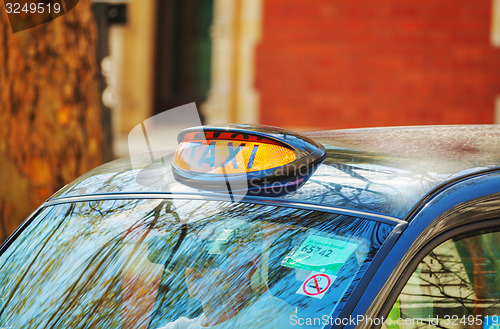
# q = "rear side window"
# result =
<box><xmin>0</xmin><ymin>199</ymin><xmax>394</xmax><ymax>329</ymax></box>
<box><xmin>383</xmin><ymin>229</ymin><xmax>500</xmax><ymax>329</ymax></box>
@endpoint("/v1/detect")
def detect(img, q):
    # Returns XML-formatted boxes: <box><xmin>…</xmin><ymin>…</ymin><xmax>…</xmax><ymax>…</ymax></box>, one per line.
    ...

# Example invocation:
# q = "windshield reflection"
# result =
<box><xmin>0</xmin><ymin>199</ymin><xmax>393</xmax><ymax>329</ymax></box>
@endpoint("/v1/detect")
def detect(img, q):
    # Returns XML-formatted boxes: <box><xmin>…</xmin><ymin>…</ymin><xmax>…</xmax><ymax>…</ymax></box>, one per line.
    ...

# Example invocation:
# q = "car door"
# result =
<box><xmin>371</xmin><ymin>193</ymin><xmax>500</xmax><ymax>329</ymax></box>
<box><xmin>381</xmin><ymin>226</ymin><xmax>500</xmax><ymax>329</ymax></box>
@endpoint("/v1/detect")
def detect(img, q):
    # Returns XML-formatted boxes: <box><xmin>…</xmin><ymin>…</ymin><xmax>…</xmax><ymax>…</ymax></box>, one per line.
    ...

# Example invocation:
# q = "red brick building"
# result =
<box><xmin>256</xmin><ymin>1</ymin><xmax>500</xmax><ymax>129</ymax></box>
<box><xmin>112</xmin><ymin>0</ymin><xmax>500</xmax><ymax>157</ymax></box>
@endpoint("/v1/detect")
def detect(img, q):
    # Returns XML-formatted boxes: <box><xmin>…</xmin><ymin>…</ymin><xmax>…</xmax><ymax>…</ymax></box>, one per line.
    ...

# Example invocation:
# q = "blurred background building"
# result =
<box><xmin>105</xmin><ymin>0</ymin><xmax>500</xmax><ymax>157</ymax></box>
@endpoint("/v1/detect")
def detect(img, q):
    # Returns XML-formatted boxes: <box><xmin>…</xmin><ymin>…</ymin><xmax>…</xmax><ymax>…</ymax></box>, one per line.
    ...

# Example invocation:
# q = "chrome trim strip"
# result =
<box><xmin>45</xmin><ymin>192</ymin><xmax>403</xmax><ymax>225</ymax></box>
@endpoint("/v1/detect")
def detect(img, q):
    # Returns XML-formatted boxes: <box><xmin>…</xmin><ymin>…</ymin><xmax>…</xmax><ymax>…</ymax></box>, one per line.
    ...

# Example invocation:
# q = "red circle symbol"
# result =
<box><xmin>302</xmin><ymin>274</ymin><xmax>331</xmax><ymax>296</ymax></box>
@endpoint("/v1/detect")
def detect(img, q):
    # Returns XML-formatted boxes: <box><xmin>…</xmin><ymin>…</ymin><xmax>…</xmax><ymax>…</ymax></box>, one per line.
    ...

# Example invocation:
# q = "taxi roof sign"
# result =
<box><xmin>171</xmin><ymin>125</ymin><xmax>326</xmax><ymax>196</ymax></box>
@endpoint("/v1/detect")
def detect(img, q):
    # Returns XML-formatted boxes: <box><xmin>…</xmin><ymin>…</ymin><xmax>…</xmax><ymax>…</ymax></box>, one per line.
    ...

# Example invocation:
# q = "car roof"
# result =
<box><xmin>51</xmin><ymin>125</ymin><xmax>500</xmax><ymax>219</ymax></box>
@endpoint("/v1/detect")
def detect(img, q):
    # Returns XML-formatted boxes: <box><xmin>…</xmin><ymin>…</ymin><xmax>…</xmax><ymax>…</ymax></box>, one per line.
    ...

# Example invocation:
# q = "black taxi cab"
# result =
<box><xmin>0</xmin><ymin>124</ymin><xmax>500</xmax><ymax>329</ymax></box>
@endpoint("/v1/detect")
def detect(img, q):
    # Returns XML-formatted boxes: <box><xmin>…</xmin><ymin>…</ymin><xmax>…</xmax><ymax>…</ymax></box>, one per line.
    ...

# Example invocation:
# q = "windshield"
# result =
<box><xmin>0</xmin><ymin>199</ymin><xmax>394</xmax><ymax>329</ymax></box>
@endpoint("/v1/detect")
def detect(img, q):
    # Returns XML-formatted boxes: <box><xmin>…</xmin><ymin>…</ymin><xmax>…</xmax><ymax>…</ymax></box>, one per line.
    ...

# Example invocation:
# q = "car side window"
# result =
<box><xmin>383</xmin><ymin>230</ymin><xmax>500</xmax><ymax>329</ymax></box>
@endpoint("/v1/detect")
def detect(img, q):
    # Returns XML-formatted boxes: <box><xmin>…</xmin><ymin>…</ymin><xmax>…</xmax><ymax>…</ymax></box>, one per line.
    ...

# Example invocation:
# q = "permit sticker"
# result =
<box><xmin>282</xmin><ymin>234</ymin><xmax>361</xmax><ymax>275</ymax></box>
<box><xmin>296</xmin><ymin>272</ymin><xmax>336</xmax><ymax>299</ymax></box>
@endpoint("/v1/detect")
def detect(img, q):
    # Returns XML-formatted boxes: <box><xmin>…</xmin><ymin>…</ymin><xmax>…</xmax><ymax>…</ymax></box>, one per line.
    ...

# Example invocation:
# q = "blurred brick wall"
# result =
<box><xmin>256</xmin><ymin>1</ymin><xmax>500</xmax><ymax>129</ymax></box>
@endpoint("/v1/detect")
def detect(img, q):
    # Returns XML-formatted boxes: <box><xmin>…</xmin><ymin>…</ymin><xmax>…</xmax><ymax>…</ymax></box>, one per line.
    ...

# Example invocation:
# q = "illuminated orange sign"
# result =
<box><xmin>173</xmin><ymin>137</ymin><xmax>297</xmax><ymax>175</ymax></box>
<box><xmin>171</xmin><ymin>126</ymin><xmax>326</xmax><ymax>196</ymax></box>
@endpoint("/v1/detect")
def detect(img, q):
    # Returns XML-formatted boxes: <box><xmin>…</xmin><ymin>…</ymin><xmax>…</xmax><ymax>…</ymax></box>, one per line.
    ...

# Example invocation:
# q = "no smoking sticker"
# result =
<box><xmin>296</xmin><ymin>272</ymin><xmax>336</xmax><ymax>299</ymax></box>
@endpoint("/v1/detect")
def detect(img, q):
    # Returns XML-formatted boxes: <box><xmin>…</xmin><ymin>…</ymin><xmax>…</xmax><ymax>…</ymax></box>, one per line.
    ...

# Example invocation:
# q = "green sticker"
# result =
<box><xmin>282</xmin><ymin>234</ymin><xmax>360</xmax><ymax>275</ymax></box>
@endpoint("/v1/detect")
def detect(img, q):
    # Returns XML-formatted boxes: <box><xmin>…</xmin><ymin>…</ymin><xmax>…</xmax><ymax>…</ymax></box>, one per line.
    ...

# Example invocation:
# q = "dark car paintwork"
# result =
<box><xmin>5</xmin><ymin>125</ymin><xmax>500</xmax><ymax>329</ymax></box>
<box><xmin>53</xmin><ymin>125</ymin><xmax>500</xmax><ymax>218</ymax></box>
